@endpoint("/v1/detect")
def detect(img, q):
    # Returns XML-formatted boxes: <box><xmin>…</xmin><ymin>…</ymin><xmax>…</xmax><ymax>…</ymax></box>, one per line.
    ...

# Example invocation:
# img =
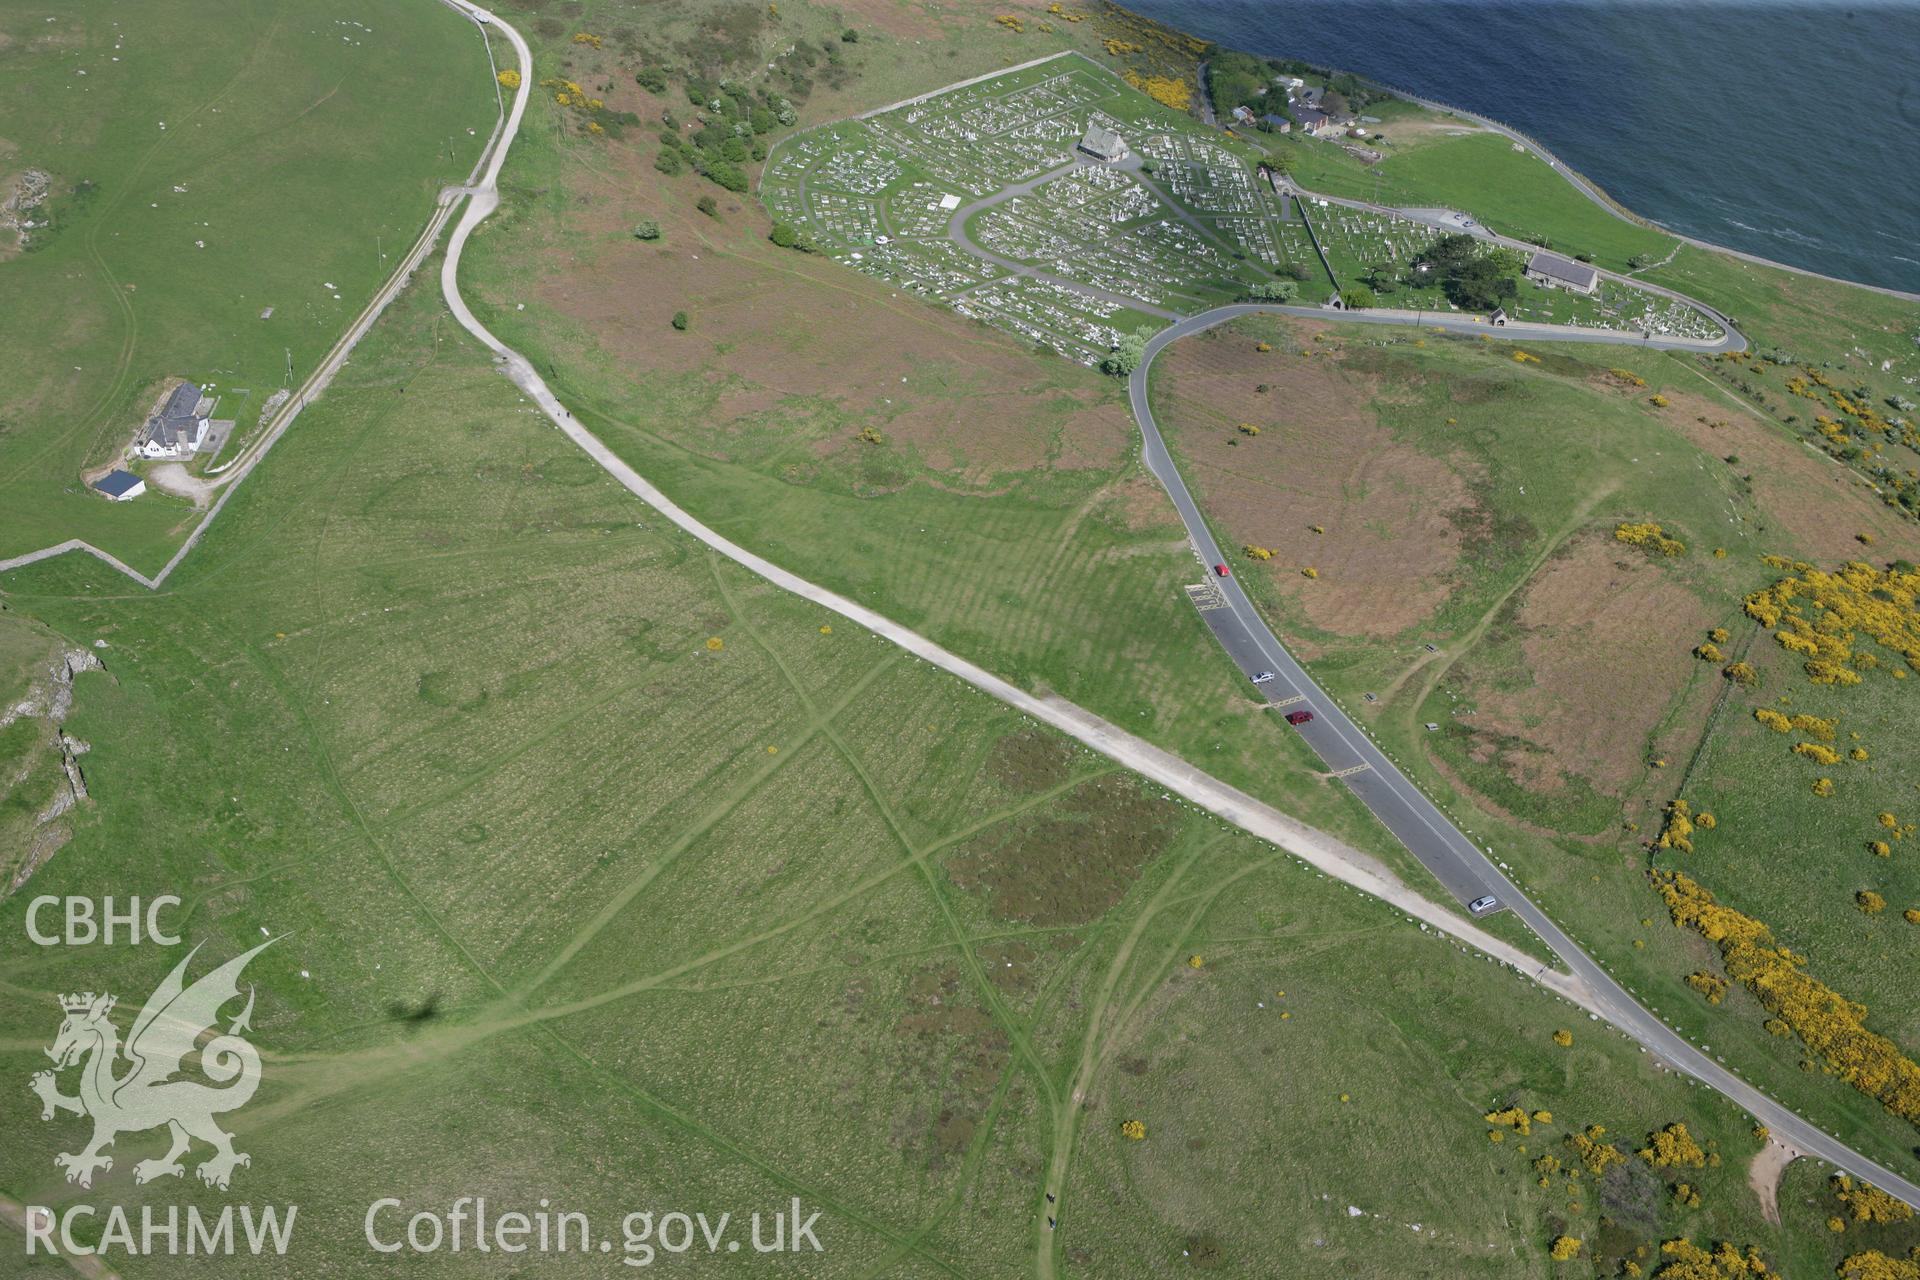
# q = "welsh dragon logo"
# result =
<box><xmin>31</xmin><ymin>940</ymin><xmax>272</xmax><ymax>1190</ymax></box>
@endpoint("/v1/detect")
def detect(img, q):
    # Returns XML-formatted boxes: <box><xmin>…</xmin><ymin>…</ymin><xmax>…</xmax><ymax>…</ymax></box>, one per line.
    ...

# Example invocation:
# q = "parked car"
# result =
<box><xmin>1250</xmin><ymin>671</ymin><xmax>1275</xmax><ymax>685</ymax></box>
<box><xmin>1214</xmin><ymin>563</ymin><xmax>1230</xmax><ymax>577</ymax></box>
<box><xmin>1284</xmin><ymin>710</ymin><xmax>1313</xmax><ymax>726</ymax></box>
<box><xmin>1468</xmin><ymin>895</ymin><xmax>1500</xmax><ymax>916</ymax></box>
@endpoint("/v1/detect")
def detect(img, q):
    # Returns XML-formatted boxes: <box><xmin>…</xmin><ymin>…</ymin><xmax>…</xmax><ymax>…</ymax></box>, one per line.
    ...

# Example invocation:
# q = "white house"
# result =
<box><xmin>93</xmin><ymin>469</ymin><xmax>146</xmax><ymax>501</ymax></box>
<box><xmin>134</xmin><ymin>382</ymin><xmax>211</xmax><ymax>460</ymax></box>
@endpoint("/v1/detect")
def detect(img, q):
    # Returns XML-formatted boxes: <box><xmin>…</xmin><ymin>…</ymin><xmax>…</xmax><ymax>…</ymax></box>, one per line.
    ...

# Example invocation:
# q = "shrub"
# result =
<box><xmin>1639</xmin><ymin>1122</ymin><xmax>1707</xmax><ymax>1168</ymax></box>
<box><xmin>497</xmin><ymin>69</ymin><xmax>522</xmax><ymax>90</ymax></box>
<box><xmin>696</xmin><ymin>195</ymin><xmax>719</xmax><ymax>217</ymax></box>
<box><xmin>670</xmin><ymin>310</ymin><xmax>690</xmax><ymax>331</ymax></box>
<box><xmin>1615</xmin><ymin>521</ymin><xmax>1687</xmax><ymax>557</ymax></box>
<box><xmin>1551</xmin><ymin>1029</ymin><xmax>1573</xmax><ymax>1048</ymax></box>
<box><xmin>1694</xmin><ymin>642</ymin><xmax>1724</xmax><ymax>662</ymax></box>
<box><xmin>635</xmin><ymin>67</ymin><xmax>669</xmax><ymax>94</ymax></box>
<box><xmin>1685</xmin><ymin>972</ymin><xmax>1728</xmax><ymax>1004</ymax></box>
<box><xmin>1857</xmin><ymin>890</ymin><xmax>1886</xmax><ymax>914</ymax></box>
<box><xmin>1120</xmin><ymin>1119</ymin><xmax>1145</xmax><ymax>1140</ymax></box>
<box><xmin>632</xmin><ymin>219</ymin><xmax>661</xmax><ymax>241</ymax></box>
<box><xmin>1813</xmin><ymin>777</ymin><xmax>1836</xmax><ymax>796</ymax></box>
<box><xmin>1723</xmin><ymin>661</ymin><xmax>1758</xmax><ymax>685</ymax></box>
<box><xmin>1832</xmin><ymin>1174</ymin><xmax>1915</xmax><ymax>1223</ymax></box>
<box><xmin>1654</xmin><ymin>869</ymin><xmax>1920</xmax><ymax>1127</ymax></box>
<box><xmin>1754</xmin><ymin>707</ymin><xmax>1792</xmax><ymax>733</ymax></box>
<box><xmin>654</xmin><ymin>147</ymin><xmax>686</xmax><ymax>175</ymax></box>
<box><xmin>840</xmin><ymin>27</ymin><xmax>859</xmax><ymax>41</ymax></box>
<box><xmin>1795</xmin><ymin>742</ymin><xmax>1841</xmax><ymax>765</ymax></box>
<box><xmin>1548</xmin><ymin>1236</ymin><xmax>1581</xmax><ymax>1261</ymax></box>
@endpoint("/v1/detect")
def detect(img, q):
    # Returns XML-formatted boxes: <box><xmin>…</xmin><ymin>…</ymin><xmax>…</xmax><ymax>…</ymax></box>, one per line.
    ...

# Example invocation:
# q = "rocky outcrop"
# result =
<box><xmin>3</xmin><ymin>647</ymin><xmax>106</xmax><ymax>897</ymax></box>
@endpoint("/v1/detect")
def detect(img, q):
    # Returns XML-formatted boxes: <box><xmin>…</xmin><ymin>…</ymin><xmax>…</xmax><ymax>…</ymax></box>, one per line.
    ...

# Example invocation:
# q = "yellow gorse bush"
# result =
<box><xmin>1639</xmin><ymin>1122</ymin><xmax>1707</xmax><ymax>1168</ymax></box>
<box><xmin>1745</xmin><ymin>558</ymin><xmax>1920</xmax><ymax>685</ymax></box>
<box><xmin>1653</xmin><ymin>870</ymin><xmax>1920</xmax><ymax>1127</ymax></box>
<box><xmin>1833</xmin><ymin>1174</ymin><xmax>1916</xmax><ymax>1223</ymax></box>
<box><xmin>1615</xmin><ymin>521</ymin><xmax>1687</xmax><ymax>557</ymax></box>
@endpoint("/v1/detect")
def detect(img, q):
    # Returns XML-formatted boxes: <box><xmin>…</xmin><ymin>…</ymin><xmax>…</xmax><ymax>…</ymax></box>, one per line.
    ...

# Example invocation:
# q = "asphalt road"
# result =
<box><xmin>1131</xmin><ymin>304</ymin><xmax>1920</xmax><ymax>1207</ymax></box>
<box><xmin>431</xmin><ymin>11</ymin><xmax>1920</xmax><ymax>1215</ymax></box>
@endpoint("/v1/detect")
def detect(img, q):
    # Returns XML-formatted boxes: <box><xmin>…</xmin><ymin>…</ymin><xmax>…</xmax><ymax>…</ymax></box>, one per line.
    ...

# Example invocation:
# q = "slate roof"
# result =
<box><xmin>1527</xmin><ymin>251</ymin><xmax>1599</xmax><ymax>290</ymax></box>
<box><xmin>1078</xmin><ymin>122</ymin><xmax>1125</xmax><ymax>159</ymax></box>
<box><xmin>141</xmin><ymin>382</ymin><xmax>205</xmax><ymax>449</ymax></box>
<box><xmin>94</xmin><ymin>469</ymin><xmax>143</xmax><ymax>498</ymax></box>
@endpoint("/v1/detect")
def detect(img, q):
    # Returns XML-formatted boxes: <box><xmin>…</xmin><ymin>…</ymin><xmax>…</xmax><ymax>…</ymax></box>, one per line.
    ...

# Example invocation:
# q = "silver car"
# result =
<box><xmin>1250</xmin><ymin>671</ymin><xmax>1276</xmax><ymax>685</ymax></box>
<box><xmin>1468</xmin><ymin>895</ymin><xmax>1500</xmax><ymax>916</ymax></box>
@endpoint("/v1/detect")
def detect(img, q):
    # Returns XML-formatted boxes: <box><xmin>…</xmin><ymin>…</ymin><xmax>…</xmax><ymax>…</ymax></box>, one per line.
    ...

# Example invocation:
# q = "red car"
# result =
<box><xmin>1285</xmin><ymin>710</ymin><xmax>1314</xmax><ymax>726</ymax></box>
<box><xmin>1214</xmin><ymin>563</ymin><xmax>1230</xmax><ymax>577</ymax></box>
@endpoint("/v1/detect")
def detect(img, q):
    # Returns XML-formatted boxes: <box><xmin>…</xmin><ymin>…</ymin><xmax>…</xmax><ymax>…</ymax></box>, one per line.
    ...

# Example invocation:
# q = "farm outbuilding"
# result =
<box><xmin>93</xmin><ymin>469</ymin><xmax>146</xmax><ymax>501</ymax></box>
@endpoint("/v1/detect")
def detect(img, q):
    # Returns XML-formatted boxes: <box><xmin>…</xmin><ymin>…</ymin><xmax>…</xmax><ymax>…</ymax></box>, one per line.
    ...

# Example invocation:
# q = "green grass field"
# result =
<box><xmin>0</xmin><ymin>0</ymin><xmax>494</xmax><ymax>570</ymax></box>
<box><xmin>1274</xmin><ymin>123</ymin><xmax>1676</xmax><ymax>272</ymax></box>
<box><xmin>6</xmin><ymin>3</ymin><xmax>1919</xmax><ymax>1272</ymax></box>
<box><xmin>1144</xmin><ymin>313</ymin><xmax>1920</xmax><ymax>1175</ymax></box>
<box><xmin>0</xmin><ymin>250</ymin><xmax>1861</xmax><ymax>1278</ymax></box>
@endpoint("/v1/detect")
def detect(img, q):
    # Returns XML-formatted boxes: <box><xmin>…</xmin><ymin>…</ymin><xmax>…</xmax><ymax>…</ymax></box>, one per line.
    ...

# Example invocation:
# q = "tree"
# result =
<box><xmin>704</xmin><ymin>159</ymin><xmax>748</xmax><ymax>193</ymax></box>
<box><xmin>1339</xmin><ymin>284</ymin><xmax>1376</xmax><ymax>310</ymax></box>
<box><xmin>670</xmin><ymin>310</ymin><xmax>690</xmax><ymax>331</ymax></box>
<box><xmin>1277</xmin><ymin>260</ymin><xmax>1310</xmax><ymax>282</ymax></box>
<box><xmin>1101</xmin><ymin>327</ymin><xmax>1152</xmax><ymax>377</ymax></box>
<box><xmin>632</xmin><ymin>219</ymin><xmax>661</xmax><ymax>241</ymax></box>
<box><xmin>768</xmin><ymin>222</ymin><xmax>809</xmax><ymax>250</ymax></box>
<box><xmin>1246</xmin><ymin>281</ymin><xmax>1297</xmax><ymax>303</ymax></box>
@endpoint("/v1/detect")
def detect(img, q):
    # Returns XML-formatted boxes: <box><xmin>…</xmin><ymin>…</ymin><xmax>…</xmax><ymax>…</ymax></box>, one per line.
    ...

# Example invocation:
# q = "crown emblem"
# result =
<box><xmin>59</xmin><ymin>992</ymin><xmax>113</xmax><ymax>1015</ymax></box>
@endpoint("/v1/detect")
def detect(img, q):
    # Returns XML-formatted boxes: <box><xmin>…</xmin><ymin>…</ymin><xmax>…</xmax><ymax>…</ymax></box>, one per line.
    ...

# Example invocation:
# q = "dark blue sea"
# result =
<box><xmin>1126</xmin><ymin>0</ymin><xmax>1920</xmax><ymax>294</ymax></box>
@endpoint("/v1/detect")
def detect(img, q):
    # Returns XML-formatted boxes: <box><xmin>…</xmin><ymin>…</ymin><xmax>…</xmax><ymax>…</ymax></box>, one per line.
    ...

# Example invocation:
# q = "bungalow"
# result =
<box><xmin>93</xmin><ymin>469</ymin><xmax>146</xmax><ymax>502</ymax></box>
<box><xmin>134</xmin><ymin>381</ymin><xmax>211</xmax><ymax>460</ymax></box>
<box><xmin>1525</xmin><ymin>251</ymin><xmax>1599</xmax><ymax>295</ymax></box>
<box><xmin>1077</xmin><ymin>121</ymin><xmax>1128</xmax><ymax>163</ymax></box>
<box><xmin>1230</xmin><ymin>104</ymin><xmax>1255</xmax><ymax>126</ymax></box>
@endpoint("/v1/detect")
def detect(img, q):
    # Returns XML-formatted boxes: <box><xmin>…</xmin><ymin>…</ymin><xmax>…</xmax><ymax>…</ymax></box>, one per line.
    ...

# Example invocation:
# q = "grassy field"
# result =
<box><xmin>1271</xmin><ymin>119</ymin><xmax>1677</xmax><ymax>272</ymax></box>
<box><xmin>0</xmin><ymin>0</ymin><xmax>494</xmax><ymax>570</ymax></box>
<box><xmin>0</xmin><ymin>239</ymin><xmax>1854</xmax><ymax>1278</ymax></box>
<box><xmin>1145</xmin><ymin>312</ymin><xmax>1920</xmax><ymax>1174</ymax></box>
<box><xmin>437</xmin><ymin>0</ymin><xmax>1920</xmax><ymax>1172</ymax></box>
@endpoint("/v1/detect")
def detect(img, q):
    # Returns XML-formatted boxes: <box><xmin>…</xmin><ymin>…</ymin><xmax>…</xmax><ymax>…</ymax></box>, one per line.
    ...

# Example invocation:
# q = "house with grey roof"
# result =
<box><xmin>134</xmin><ymin>382</ymin><xmax>211</xmax><ymax>461</ymax></box>
<box><xmin>93</xmin><ymin>469</ymin><xmax>146</xmax><ymax>501</ymax></box>
<box><xmin>1291</xmin><ymin>107</ymin><xmax>1346</xmax><ymax>139</ymax></box>
<box><xmin>1524</xmin><ymin>251</ymin><xmax>1599</xmax><ymax>295</ymax></box>
<box><xmin>1077</xmin><ymin>121</ymin><xmax>1128</xmax><ymax>163</ymax></box>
